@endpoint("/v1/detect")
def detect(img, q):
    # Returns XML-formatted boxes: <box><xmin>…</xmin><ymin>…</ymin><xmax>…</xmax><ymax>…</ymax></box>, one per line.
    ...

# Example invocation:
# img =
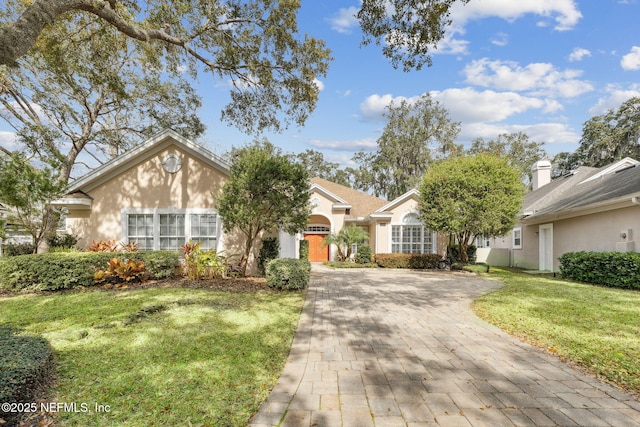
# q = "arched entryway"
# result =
<box><xmin>304</xmin><ymin>215</ymin><xmax>330</xmax><ymax>262</ymax></box>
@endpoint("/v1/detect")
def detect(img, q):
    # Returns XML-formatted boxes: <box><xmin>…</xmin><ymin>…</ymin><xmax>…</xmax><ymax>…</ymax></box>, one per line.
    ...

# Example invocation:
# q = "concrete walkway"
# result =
<box><xmin>249</xmin><ymin>265</ymin><xmax>640</xmax><ymax>427</ymax></box>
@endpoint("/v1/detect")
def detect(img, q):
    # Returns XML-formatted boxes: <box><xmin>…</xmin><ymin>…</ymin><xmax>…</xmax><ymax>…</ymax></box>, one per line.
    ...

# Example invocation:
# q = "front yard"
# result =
<box><xmin>473</xmin><ymin>268</ymin><xmax>640</xmax><ymax>395</ymax></box>
<box><xmin>0</xmin><ymin>282</ymin><xmax>305</xmax><ymax>426</ymax></box>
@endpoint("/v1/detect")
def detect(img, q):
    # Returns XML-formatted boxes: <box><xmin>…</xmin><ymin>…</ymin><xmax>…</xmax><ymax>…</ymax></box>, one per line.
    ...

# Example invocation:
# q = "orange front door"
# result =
<box><xmin>305</xmin><ymin>234</ymin><xmax>329</xmax><ymax>262</ymax></box>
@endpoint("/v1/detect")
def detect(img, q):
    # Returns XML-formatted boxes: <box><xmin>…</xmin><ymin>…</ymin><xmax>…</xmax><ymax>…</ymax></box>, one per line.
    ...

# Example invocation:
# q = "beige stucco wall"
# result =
<box><xmin>66</xmin><ymin>145</ymin><xmax>257</xmax><ymax>273</ymax></box>
<box><xmin>513</xmin><ymin>205</ymin><xmax>640</xmax><ymax>271</ymax></box>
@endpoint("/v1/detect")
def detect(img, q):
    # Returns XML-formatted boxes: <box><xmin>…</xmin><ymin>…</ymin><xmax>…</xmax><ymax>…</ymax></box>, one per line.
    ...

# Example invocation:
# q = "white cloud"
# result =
<box><xmin>449</xmin><ymin>0</ymin><xmax>582</xmax><ymax>31</ymax></box>
<box><xmin>430</xmin><ymin>88</ymin><xmax>551</xmax><ymax>122</ymax></box>
<box><xmin>568</xmin><ymin>47</ymin><xmax>591</xmax><ymax>62</ymax></box>
<box><xmin>490</xmin><ymin>32</ymin><xmax>508</xmax><ymax>47</ymax></box>
<box><xmin>314</xmin><ymin>78</ymin><xmax>325</xmax><ymax>92</ymax></box>
<box><xmin>308</xmin><ymin>137</ymin><xmax>377</xmax><ymax>152</ymax></box>
<box><xmin>588</xmin><ymin>85</ymin><xmax>640</xmax><ymax>115</ymax></box>
<box><xmin>621</xmin><ymin>46</ymin><xmax>640</xmax><ymax>70</ymax></box>
<box><xmin>0</xmin><ymin>131</ymin><xmax>18</xmax><ymax>151</ymax></box>
<box><xmin>328</xmin><ymin>6</ymin><xmax>359</xmax><ymax>34</ymax></box>
<box><xmin>359</xmin><ymin>88</ymin><xmax>560</xmax><ymax>124</ymax></box>
<box><xmin>463</xmin><ymin>58</ymin><xmax>593</xmax><ymax>98</ymax></box>
<box><xmin>460</xmin><ymin>122</ymin><xmax>579</xmax><ymax>145</ymax></box>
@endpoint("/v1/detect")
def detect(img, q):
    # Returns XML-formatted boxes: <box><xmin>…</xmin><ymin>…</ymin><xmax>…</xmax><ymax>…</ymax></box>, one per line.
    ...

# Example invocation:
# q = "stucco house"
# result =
<box><xmin>53</xmin><ymin>129</ymin><xmax>444</xmax><ymax>270</ymax></box>
<box><xmin>503</xmin><ymin>158</ymin><xmax>640</xmax><ymax>272</ymax></box>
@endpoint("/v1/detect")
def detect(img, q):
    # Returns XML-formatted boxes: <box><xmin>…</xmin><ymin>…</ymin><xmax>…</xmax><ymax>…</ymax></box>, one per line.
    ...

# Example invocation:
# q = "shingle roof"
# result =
<box><xmin>522</xmin><ymin>160</ymin><xmax>640</xmax><ymax>222</ymax></box>
<box><xmin>310</xmin><ymin>177</ymin><xmax>388</xmax><ymax>219</ymax></box>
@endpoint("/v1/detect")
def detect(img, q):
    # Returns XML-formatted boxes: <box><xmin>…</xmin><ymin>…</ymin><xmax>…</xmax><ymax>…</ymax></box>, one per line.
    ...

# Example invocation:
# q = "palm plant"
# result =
<box><xmin>323</xmin><ymin>225</ymin><xmax>369</xmax><ymax>262</ymax></box>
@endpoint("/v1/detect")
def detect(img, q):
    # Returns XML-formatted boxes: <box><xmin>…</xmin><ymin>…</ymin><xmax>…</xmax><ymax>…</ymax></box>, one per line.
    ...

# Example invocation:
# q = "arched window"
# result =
<box><xmin>391</xmin><ymin>212</ymin><xmax>435</xmax><ymax>254</ymax></box>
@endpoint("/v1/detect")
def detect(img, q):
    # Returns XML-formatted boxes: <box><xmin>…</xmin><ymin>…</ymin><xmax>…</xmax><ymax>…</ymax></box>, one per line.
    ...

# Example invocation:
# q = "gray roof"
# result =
<box><xmin>522</xmin><ymin>159</ymin><xmax>640</xmax><ymax>223</ymax></box>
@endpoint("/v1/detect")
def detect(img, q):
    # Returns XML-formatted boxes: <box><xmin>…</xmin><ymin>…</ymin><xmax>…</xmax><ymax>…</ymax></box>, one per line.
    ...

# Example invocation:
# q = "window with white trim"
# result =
<box><xmin>474</xmin><ymin>234</ymin><xmax>491</xmax><ymax>248</ymax></box>
<box><xmin>123</xmin><ymin>209</ymin><xmax>219</xmax><ymax>251</ymax></box>
<box><xmin>190</xmin><ymin>214</ymin><xmax>217</xmax><ymax>249</ymax></box>
<box><xmin>512</xmin><ymin>227</ymin><xmax>522</xmax><ymax>249</ymax></box>
<box><xmin>127</xmin><ymin>214</ymin><xmax>154</xmax><ymax>250</ymax></box>
<box><xmin>391</xmin><ymin>213</ymin><xmax>435</xmax><ymax>254</ymax></box>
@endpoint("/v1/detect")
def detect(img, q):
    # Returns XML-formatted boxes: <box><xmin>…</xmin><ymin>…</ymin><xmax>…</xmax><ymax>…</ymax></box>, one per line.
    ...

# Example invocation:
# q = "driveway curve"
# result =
<box><xmin>249</xmin><ymin>265</ymin><xmax>640</xmax><ymax>427</ymax></box>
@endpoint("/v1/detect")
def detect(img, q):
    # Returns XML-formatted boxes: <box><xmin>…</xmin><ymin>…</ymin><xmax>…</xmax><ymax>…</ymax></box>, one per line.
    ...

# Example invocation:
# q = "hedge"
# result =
<box><xmin>374</xmin><ymin>253</ymin><xmax>442</xmax><ymax>269</ymax></box>
<box><xmin>257</xmin><ymin>238</ymin><xmax>280</xmax><ymax>276</ymax></box>
<box><xmin>0</xmin><ymin>251</ymin><xmax>181</xmax><ymax>291</ymax></box>
<box><xmin>559</xmin><ymin>251</ymin><xmax>640</xmax><ymax>290</ymax></box>
<box><xmin>355</xmin><ymin>244</ymin><xmax>372</xmax><ymax>264</ymax></box>
<box><xmin>0</xmin><ymin>326</ymin><xmax>54</xmax><ymax>425</ymax></box>
<box><xmin>299</xmin><ymin>239</ymin><xmax>309</xmax><ymax>261</ymax></box>
<box><xmin>265</xmin><ymin>258</ymin><xmax>311</xmax><ymax>290</ymax></box>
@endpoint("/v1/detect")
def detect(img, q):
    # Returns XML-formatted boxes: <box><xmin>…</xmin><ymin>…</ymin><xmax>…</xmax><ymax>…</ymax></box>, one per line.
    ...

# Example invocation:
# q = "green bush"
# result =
<box><xmin>3</xmin><ymin>242</ymin><xmax>35</xmax><ymax>256</ymax></box>
<box><xmin>355</xmin><ymin>244</ymin><xmax>372</xmax><ymax>264</ymax></box>
<box><xmin>266</xmin><ymin>258</ymin><xmax>311</xmax><ymax>290</ymax></box>
<box><xmin>47</xmin><ymin>233</ymin><xmax>78</xmax><ymax>249</ymax></box>
<box><xmin>447</xmin><ymin>244</ymin><xmax>477</xmax><ymax>263</ymax></box>
<box><xmin>0</xmin><ymin>326</ymin><xmax>53</xmax><ymax>425</ymax></box>
<box><xmin>374</xmin><ymin>253</ymin><xmax>441</xmax><ymax>269</ymax></box>
<box><xmin>143</xmin><ymin>251</ymin><xmax>181</xmax><ymax>279</ymax></box>
<box><xmin>559</xmin><ymin>251</ymin><xmax>640</xmax><ymax>290</ymax></box>
<box><xmin>299</xmin><ymin>239</ymin><xmax>309</xmax><ymax>261</ymax></box>
<box><xmin>257</xmin><ymin>238</ymin><xmax>280</xmax><ymax>276</ymax></box>
<box><xmin>0</xmin><ymin>251</ymin><xmax>179</xmax><ymax>291</ymax></box>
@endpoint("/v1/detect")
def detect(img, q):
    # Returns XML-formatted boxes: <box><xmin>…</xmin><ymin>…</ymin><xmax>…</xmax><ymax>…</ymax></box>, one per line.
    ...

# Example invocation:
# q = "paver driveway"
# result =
<box><xmin>249</xmin><ymin>266</ymin><xmax>640</xmax><ymax>427</ymax></box>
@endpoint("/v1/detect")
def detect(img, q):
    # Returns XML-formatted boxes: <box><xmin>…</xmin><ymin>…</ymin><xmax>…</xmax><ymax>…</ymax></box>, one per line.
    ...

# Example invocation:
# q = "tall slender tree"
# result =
<box><xmin>352</xmin><ymin>93</ymin><xmax>461</xmax><ymax>199</ymax></box>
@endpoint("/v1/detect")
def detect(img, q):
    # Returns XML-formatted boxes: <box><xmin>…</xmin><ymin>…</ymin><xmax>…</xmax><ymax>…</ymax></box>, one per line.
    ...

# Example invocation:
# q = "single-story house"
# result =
<box><xmin>53</xmin><ymin>129</ymin><xmax>445</xmax><ymax>271</ymax></box>
<box><xmin>498</xmin><ymin>157</ymin><xmax>640</xmax><ymax>272</ymax></box>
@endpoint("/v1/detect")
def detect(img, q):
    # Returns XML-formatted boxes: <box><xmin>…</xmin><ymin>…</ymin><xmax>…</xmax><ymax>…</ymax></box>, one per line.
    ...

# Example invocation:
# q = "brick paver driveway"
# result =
<box><xmin>249</xmin><ymin>265</ymin><xmax>640</xmax><ymax>426</ymax></box>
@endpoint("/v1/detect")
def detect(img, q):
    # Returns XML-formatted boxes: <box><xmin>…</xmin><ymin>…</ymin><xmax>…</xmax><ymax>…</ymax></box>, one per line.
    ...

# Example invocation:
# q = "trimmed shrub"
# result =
<box><xmin>299</xmin><ymin>239</ymin><xmax>309</xmax><ymax>261</ymax></box>
<box><xmin>355</xmin><ymin>244</ymin><xmax>372</xmax><ymax>264</ymax></box>
<box><xmin>559</xmin><ymin>251</ymin><xmax>640</xmax><ymax>290</ymax></box>
<box><xmin>0</xmin><ymin>326</ymin><xmax>54</xmax><ymax>425</ymax></box>
<box><xmin>257</xmin><ymin>238</ymin><xmax>280</xmax><ymax>276</ymax></box>
<box><xmin>47</xmin><ymin>233</ymin><xmax>78</xmax><ymax>249</ymax></box>
<box><xmin>266</xmin><ymin>258</ymin><xmax>311</xmax><ymax>290</ymax></box>
<box><xmin>0</xmin><ymin>251</ymin><xmax>179</xmax><ymax>291</ymax></box>
<box><xmin>375</xmin><ymin>253</ymin><xmax>441</xmax><ymax>269</ymax></box>
<box><xmin>447</xmin><ymin>244</ymin><xmax>477</xmax><ymax>263</ymax></box>
<box><xmin>144</xmin><ymin>250</ymin><xmax>181</xmax><ymax>279</ymax></box>
<box><xmin>3</xmin><ymin>242</ymin><xmax>35</xmax><ymax>256</ymax></box>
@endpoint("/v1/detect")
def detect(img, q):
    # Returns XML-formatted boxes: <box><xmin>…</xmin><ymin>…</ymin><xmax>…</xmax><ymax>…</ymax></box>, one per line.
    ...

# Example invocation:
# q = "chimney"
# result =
<box><xmin>531</xmin><ymin>160</ymin><xmax>552</xmax><ymax>190</ymax></box>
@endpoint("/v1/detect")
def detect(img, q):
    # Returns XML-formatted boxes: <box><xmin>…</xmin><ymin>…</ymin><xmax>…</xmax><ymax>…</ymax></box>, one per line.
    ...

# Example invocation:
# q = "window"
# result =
<box><xmin>391</xmin><ymin>213</ymin><xmax>435</xmax><ymax>254</ymax></box>
<box><xmin>474</xmin><ymin>234</ymin><xmax>491</xmax><ymax>248</ymax></box>
<box><xmin>160</xmin><ymin>214</ymin><xmax>185</xmax><ymax>250</ymax></box>
<box><xmin>512</xmin><ymin>227</ymin><xmax>522</xmax><ymax>249</ymax></box>
<box><xmin>128</xmin><ymin>214</ymin><xmax>154</xmax><ymax>250</ymax></box>
<box><xmin>191</xmin><ymin>214</ymin><xmax>217</xmax><ymax>249</ymax></box>
<box><xmin>123</xmin><ymin>209</ymin><xmax>218</xmax><ymax>250</ymax></box>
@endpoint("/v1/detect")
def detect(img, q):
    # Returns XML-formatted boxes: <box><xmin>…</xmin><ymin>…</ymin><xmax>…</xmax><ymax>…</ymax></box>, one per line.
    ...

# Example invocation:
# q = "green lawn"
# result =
<box><xmin>0</xmin><ymin>287</ymin><xmax>305</xmax><ymax>426</ymax></box>
<box><xmin>473</xmin><ymin>268</ymin><xmax>640</xmax><ymax>394</ymax></box>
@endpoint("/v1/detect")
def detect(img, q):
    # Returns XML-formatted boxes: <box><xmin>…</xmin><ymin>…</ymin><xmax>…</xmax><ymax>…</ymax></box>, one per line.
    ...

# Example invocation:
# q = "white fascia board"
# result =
<box><xmin>65</xmin><ymin>129</ymin><xmax>230</xmax><ymax>194</ymax></box>
<box><xmin>309</xmin><ymin>184</ymin><xmax>349</xmax><ymax>204</ymax></box>
<box><xmin>332</xmin><ymin>203</ymin><xmax>352</xmax><ymax>210</ymax></box>
<box><xmin>50</xmin><ymin>197</ymin><xmax>93</xmax><ymax>210</ymax></box>
<box><xmin>376</xmin><ymin>188</ymin><xmax>419</xmax><ymax>212</ymax></box>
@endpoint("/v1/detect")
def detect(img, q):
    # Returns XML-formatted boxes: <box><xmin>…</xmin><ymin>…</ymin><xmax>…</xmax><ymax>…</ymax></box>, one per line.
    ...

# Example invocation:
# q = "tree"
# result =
<box><xmin>288</xmin><ymin>149</ymin><xmax>350</xmax><ymax>186</ymax></box>
<box><xmin>467</xmin><ymin>132</ymin><xmax>547</xmax><ymax>187</ymax></box>
<box><xmin>0</xmin><ymin>0</ymin><xmax>331</xmax><ymax>137</ymax></box>
<box><xmin>323</xmin><ymin>225</ymin><xmax>369</xmax><ymax>262</ymax></box>
<box><xmin>352</xmin><ymin>93</ymin><xmax>461</xmax><ymax>199</ymax></box>
<box><xmin>358</xmin><ymin>0</ymin><xmax>471</xmax><ymax>71</ymax></box>
<box><xmin>0</xmin><ymin>153</ymin><xmax>64</xmax><ymax>253</ymax></box>
<box><xmin>0</xmin><ymin>12</ymin><xmax>204</xmax><ymax>184</ymax></box>
<box><xmin>418</xmin><ymin>154</ymin><xmax>524</xmax><ymax>263</ymax></box>
<box><xmin>574</xmin><ymin>97</ymin><xmax>640</xmax><ymax>168</ymax></box>
<box><xmin>218</xmin><ymin>140</ymin><xmax>310</xmax><ymax>276</ymax></box>
<box><xmin>551</xmin><ymin>151</ymin><xmax>583</xmax><ymax>178</ymax></box>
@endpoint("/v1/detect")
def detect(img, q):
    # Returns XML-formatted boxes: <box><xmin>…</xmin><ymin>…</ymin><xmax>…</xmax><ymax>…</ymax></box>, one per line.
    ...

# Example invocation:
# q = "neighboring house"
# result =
<box><xmin>503</xmin><ymin>158</ymin><xmax>640</xmax><ymax>272</ymax></box>
<box><xmin>53</xmin><ymin>130</ymin><xmax>445</xmax><ymax>267</ymax></box>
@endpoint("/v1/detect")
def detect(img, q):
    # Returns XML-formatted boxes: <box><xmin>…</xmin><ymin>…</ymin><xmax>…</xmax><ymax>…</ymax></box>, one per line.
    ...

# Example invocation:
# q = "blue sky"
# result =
<box><xmin>199</xmin><ymin>0</ymin><xmax>640</xmax><ymax>166</ymax></box>
<box><xmin>2</xmin><ymin>0</ymin><xmax>639</xmax><ymax>169</ymax></box>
